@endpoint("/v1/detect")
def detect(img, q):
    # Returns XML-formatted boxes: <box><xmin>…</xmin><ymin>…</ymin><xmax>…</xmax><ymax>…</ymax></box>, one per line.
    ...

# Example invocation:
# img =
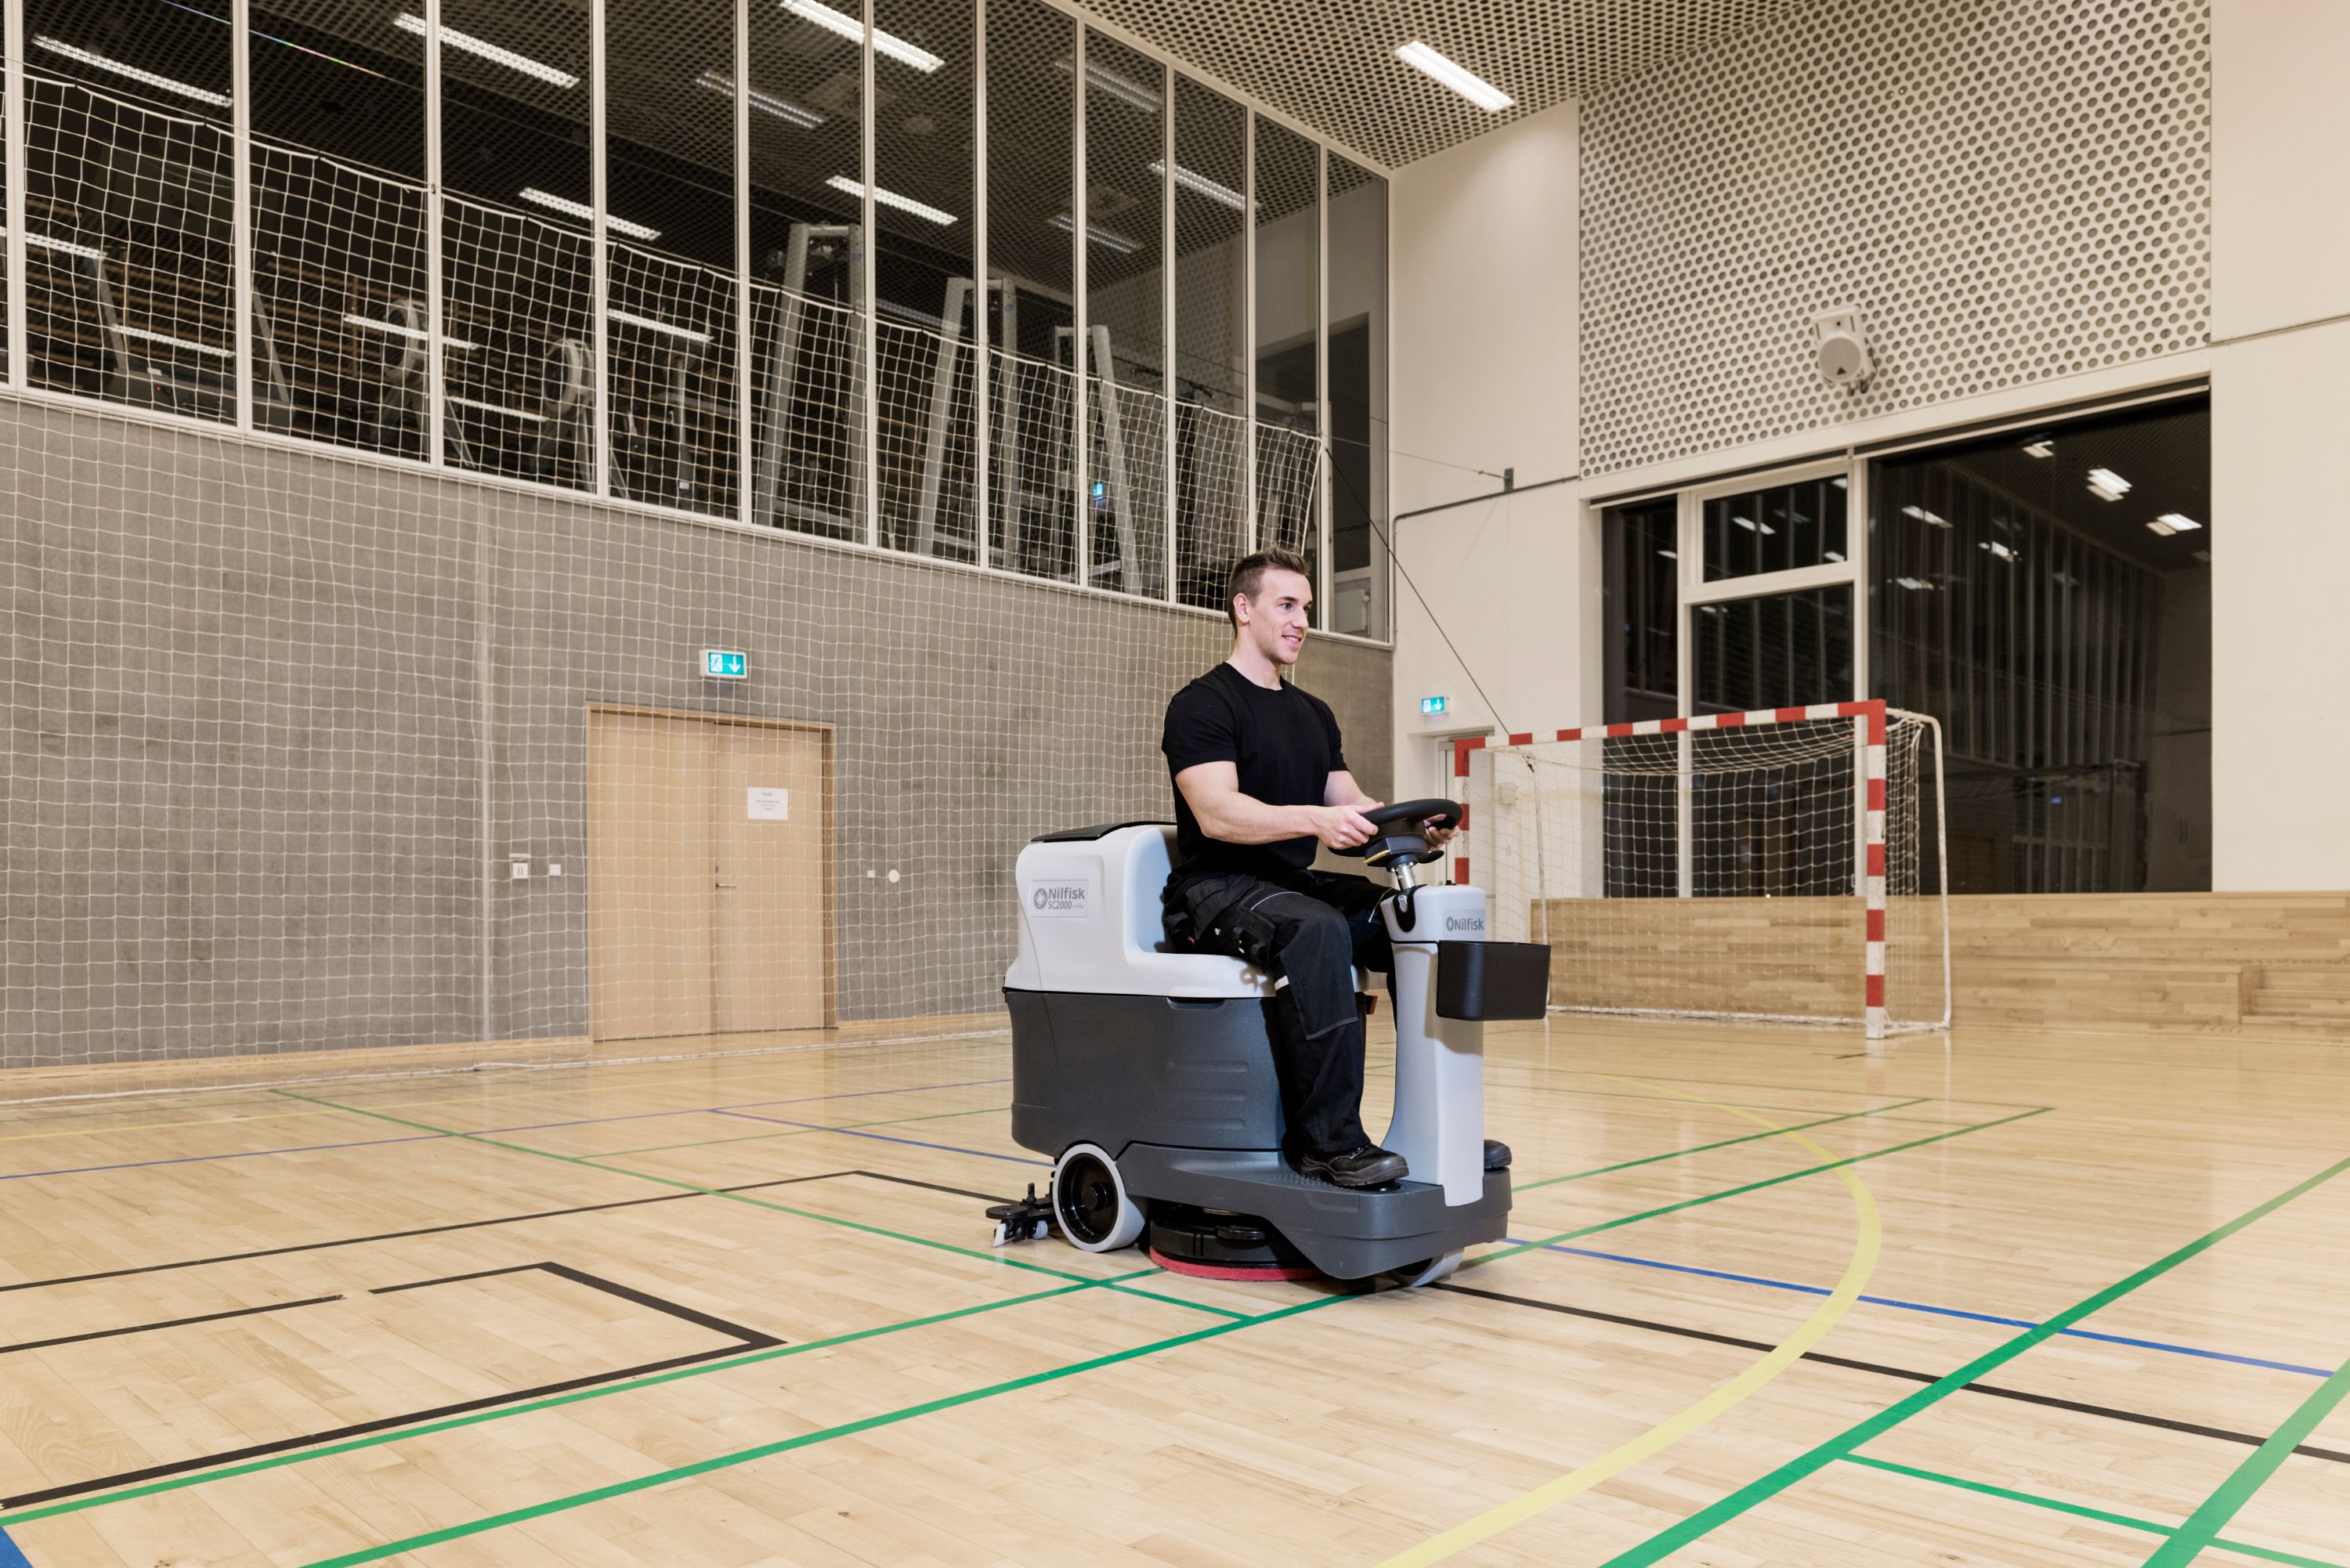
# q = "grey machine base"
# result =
<box><xmin>1006</xmin><ymin>987</ymin><xmax>1513</xmax><ymax>1281</ymax></box>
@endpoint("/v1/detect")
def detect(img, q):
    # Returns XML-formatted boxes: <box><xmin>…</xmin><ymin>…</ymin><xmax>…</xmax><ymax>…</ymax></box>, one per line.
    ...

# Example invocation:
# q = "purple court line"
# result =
<box><xmin>0</xmin><ymin>1077</ymin><xmax>1012</xmax><ymax>1183</ymax></box>
<box><xmin>712</xmin><ymin>1108</ymin><xmax>1051</xmax><ymax>1167</ymax></box>
<box><xmin>1504</xmin><ymin>1236</ymin><xmax>2337</xmax><ymax>1380</ymax></box>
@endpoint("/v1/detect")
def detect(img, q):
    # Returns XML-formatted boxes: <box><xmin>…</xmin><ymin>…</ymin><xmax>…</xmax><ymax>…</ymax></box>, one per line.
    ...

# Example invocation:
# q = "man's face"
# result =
<box><xmin>1236</xmin><ymin>568</ymin><xmax>1313</xmax><ymax>666</ymax></box>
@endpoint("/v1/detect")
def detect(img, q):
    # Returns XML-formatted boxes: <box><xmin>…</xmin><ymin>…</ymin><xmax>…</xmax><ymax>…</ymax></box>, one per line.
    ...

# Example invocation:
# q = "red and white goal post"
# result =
<box><xmin>1452</xmin><ymin>701</ymin><xmax>1950</xmax><ymax>1039</ymax></box>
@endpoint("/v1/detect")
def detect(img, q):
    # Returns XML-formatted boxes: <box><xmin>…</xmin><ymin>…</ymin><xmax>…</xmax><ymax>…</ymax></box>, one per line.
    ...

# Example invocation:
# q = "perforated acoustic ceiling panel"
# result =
<box><xmin>1579</xmin><ymin>0</ymin><xmax>2212</xmax><ymax>477</ymax></box>
<box><xmin>1076</xmin><ymin>0</ymin><xmax>1817</xmax><ymax>168</ymax></box>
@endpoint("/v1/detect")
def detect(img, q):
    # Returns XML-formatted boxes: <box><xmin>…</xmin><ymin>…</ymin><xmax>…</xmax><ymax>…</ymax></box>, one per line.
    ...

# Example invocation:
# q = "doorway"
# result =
<box><xmin>586</xmin><ymin>706</ymin><xmax>835</xmax><ymax>1042</ymax></box>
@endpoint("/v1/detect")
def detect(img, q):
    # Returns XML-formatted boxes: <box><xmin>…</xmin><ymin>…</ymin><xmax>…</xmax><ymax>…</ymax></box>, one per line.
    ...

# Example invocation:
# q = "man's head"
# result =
<box><xmin>1227</xmin><ymin>548</ymin><xmax>1313</xmax><ymax>667</ymax></box>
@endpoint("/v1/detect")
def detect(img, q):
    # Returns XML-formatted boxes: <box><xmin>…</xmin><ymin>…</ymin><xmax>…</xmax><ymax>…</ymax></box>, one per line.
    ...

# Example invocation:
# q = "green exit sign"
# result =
<box><xmin>703</xmin><ymin>649</ymin><xmax>747</xmax><ymax>680</ymax></box>
<box><xmin>1421</xmin><ymin>695</ymin><xmax>1448</xmax><ymax>716</ymax></box>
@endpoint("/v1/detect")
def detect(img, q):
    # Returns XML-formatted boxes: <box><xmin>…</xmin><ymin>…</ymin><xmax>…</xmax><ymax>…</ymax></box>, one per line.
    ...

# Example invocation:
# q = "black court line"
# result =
<box><xmin>0</xmin><ymin>1293</ymin><xmax>346</xmax><ymax>1357</ymax></box>
<box><xmin>1434</xmin><ymin>1281</ymin><xmax>2350</xmax><ymax>1467</ymax></box>
<box><xmin>2</xmin><ymin>1260</ymin><xmax>783</xmax><ymax>1510</ymax></box>
<box><xmin>0</xmin><ymin>1169</ymin><xmax>883</xmax><ymax>1297</ymax></box>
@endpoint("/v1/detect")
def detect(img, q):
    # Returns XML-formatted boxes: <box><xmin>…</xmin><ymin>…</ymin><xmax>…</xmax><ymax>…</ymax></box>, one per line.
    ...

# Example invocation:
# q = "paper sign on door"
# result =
<box><xmin>746</xmin><ymin>787</ymin><xmax>790</xmax><ymax>821</ymax></box>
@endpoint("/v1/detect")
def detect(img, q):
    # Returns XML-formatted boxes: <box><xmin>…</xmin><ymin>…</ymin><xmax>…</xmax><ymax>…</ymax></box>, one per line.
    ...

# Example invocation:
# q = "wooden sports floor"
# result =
<box><xmin>1</xmin><ymin>1017</ymin><xmax>2345</xmax><ymax>1568</ymax></box>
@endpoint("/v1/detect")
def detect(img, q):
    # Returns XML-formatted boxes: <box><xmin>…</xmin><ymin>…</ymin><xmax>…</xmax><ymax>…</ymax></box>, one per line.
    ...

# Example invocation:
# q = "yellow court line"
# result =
<box><xmin>1373</xmin><ymin>1073</ymin><xmax>1885</xmax><ymax>1568</ymax></box>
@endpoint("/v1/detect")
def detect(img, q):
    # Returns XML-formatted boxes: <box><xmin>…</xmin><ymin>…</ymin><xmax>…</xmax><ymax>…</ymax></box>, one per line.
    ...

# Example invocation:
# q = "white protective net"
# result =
<box><xmin>1464</xmin><ymin>710</ymin><xmax>1949</xmax><ymax>1032</ymax></box>
<box><xmin>0</xmin><ymin>63</ymin><xmax>1350</xmax><ymax>1102</ymax></box>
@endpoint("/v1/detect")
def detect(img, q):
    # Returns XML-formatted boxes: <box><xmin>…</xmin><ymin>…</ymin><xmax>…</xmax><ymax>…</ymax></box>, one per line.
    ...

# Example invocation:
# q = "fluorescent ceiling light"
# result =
<box><xmin>35</xmin><ymin>36</ymin><xmax>231</xmax><ymax>106</ymax></box>
<box><xmin>696</xmin><ymin>70</ymin><xmax>823</xmax><ymax>128</ymax></box>
<box><xmin>609</xmin><ymin>307</ymin><xmax>712</xmax><ymax>345</ymax></box>
<box><xmin>117</xmin><ymin>323</ymin><xmax>231</xmax><ymax>358</ymax></box>
<box><xmin>1151</xmin><ymin>160</ymin><xmax>1244</xmax><ymax>211</ymax></box>
<box><xmin>1656</xmin><ymin>549</ymin><xmax>1676</xmax><ymax>561</ymax></box>
<box><xmin>779</xmin><ymin>0</ymin><xmax>942</xmax><ymax>72</ymax></box>
<box><xmin>1895</xmin><ymin>576</ymin><xmax>1935</xmax><ymax>591</ymax></box>
<box><xmin>2022</xmin><ymin>439</ymin><xmax>2055</xmax><ymax>458</ymax></box>
<box><xmin>1697</xmin><ymin>605</ymin><xmax>1725</xmax><ymax>616</ymax></box>
<box><xmin>1900</xmin><ymin>504</ymin><xmax>1949</xmax><ymax>528</ymax></box>
<box><xmin>877</xmin><ymin>298</ymin><xmax>945</xmax><ymax>331</ymax></box>
<box><xmin>1824</xmin><ymin>550</ymin><xmax>1844</xmax><ymax>562</ymax></box>
<box><xmin>1057</xmin><ymin>58</ymin><xmax>1161</xmax><ymax>113</ymax></box>
<box><xmin>1831</xmin><ymin>475</ymin><xmax>1848</xmax><ymax>489</ymax></box>
<box><xmin>2156</xmin><ymin>511</ymin><xmax>2203</xmax><ymax>533</ymax></box>
<box><xmin>519</xmin><ymin>188</ymin><xmax>660</xmax><ymax>240</ymax></box>
<box><xmin>1980</xmin><ymin>540</ymin><xmax>2016</xmax><ymax>562</ymax></box>
<box><xmin>393</xmin><ymin>15</ymin><xmax>577</xmax><ymax>89</ymax></box>
<box><xmin>2</xmin><ymin>229</ymin><xmax>107</xmax><ymax>262</ymax></box>
<box><xmin>826</xmin><ymin>175</ymin><xmax>956</xmax><ymax>226</ymax></box>
<box><xmin>1394</xmin><ymin>40</ymin><xmax>1512</xmax><ymax>112</ymax></box>
<box><xmin>344</xmin><ymin>313</ymin><xmax>478</xmax><ymax>350</ymax></box>
<box><xmin>2086</xmin><ymin>466</ymin><xmax>2131</xmax><ymax>500</ymax></box>
<box><xmin>1730</xmin><ymin>514</ymin><xmax>1776</xmax><ymax>536</ymax></box>
<box><xmin>1050</xmin><ymin>211</ymin><xmax>1137</xmax><ymax>254</ymax></box>
<box><xmin>449</xmin><ymin>394</ymin><xmax>545</xmax><ymax>423</ymax></box>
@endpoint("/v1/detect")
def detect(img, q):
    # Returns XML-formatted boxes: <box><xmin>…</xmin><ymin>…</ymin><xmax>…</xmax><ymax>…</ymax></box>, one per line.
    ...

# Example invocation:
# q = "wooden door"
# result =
<box><xmin>714</xmin><ymin>720</ymin><xmax>831</xmax><ymax>1031</ymax></box>
<box><xmin>588</xmin><ymin>707</ymin><xmax>833</xmax><ymax>1042</ymax></box>
<box><xmin>588</xmin><ymin>710</ymin><xmax>717</xmax><ymax>1041</ymax></box>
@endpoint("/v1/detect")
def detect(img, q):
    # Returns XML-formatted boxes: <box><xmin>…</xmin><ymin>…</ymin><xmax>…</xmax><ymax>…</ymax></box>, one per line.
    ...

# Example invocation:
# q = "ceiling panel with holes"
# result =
<box><xmin>1074</xmin><ymin>0</ymin><xmax>1821</xmax><ymax>167</ymax></box>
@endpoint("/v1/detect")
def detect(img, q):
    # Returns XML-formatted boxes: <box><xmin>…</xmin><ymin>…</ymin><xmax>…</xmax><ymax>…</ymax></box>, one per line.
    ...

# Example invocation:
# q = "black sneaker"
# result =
<box><xmin>1295</xmin><ymin>1144</ymin><xmax>1409</xmax><ymax>1188</ymax></box>
<box><xmin>1484</xmin><ymin>1139</ymin><xmax>1513</xmax><ymax>1171</ymax></box>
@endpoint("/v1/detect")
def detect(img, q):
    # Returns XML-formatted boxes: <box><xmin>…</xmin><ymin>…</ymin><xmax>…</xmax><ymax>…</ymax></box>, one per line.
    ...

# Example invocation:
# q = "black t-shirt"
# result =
<box><xmin>1162</xmin><ymin>663</ymin><xmax>1347</xmax><ymax>878</ymax></box>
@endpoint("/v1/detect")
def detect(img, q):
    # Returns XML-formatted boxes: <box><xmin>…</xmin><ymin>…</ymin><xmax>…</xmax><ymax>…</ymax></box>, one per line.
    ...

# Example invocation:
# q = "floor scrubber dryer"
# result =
<box><xmin>1000</xmin><ymin>800</ymin><xmax>1549</xmax><ymax>1287</ymax></box>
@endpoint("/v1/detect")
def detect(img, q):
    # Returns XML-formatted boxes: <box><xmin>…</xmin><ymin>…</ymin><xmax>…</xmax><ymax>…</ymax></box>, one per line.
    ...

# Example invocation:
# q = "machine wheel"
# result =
<box><xmin>1051</xmin><ymin>1143</ymin><xmax>1144</xmax><ymax>1252</ymax></box>
<box><xmin>1389</xmin><ymin>1249</ymin><xmax>1463</xmax><ymax>1288</ymax></box>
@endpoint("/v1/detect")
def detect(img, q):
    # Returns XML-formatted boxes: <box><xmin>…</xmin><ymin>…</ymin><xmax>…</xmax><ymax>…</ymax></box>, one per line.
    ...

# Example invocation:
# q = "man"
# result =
<box><xmin>1160</xmin><ymin>547</ymin><xmax>1455</xmax><ymax>1189</ymax></box>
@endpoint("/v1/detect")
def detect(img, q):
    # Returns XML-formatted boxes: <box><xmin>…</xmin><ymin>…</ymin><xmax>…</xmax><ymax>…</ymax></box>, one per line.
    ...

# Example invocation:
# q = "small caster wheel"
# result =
<box><xmin>1051</xmin><ymin>1142</ymin><xmax>1144</xmax><ymax>1252</ymax></box>
<box><xmin>1390</xmin><ymin>1249</ymin><xmax>1463</xmax><ymax>1288</ymax></box>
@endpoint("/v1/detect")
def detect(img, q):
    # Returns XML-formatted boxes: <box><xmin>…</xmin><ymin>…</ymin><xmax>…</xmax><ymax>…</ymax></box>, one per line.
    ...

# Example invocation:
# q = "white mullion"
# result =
<box><xmin>972</xmin><ymin>0</ymin><xmax>989</xmax><ymax>572</ymax></box>
<box><xmin>5</xmin><ymin>0</ymin><xmax>27</xmax><ymax>391</ymax></box>
<box><xmin>590</xmin><ymin>0</ymin><xmax>611</xmax><ymax>498</ymax></box>
<box><xmin>424</xmin><ymin>0</ymin><xmax>445</xmax><ymax>466</ymax></box>
<box><xmin>1241</xmin><ymin>108</ymin><xmax>1255</xmax><ymax>555</ymax></box>
<box><xmin>1314</xmin><ymin>140</ymin><xmax>1329</xmax><ymax>618</ymax></box>
<box><xmin>1070</xmin><ymin>23</ymin><xmax>1087</xmax><ymax>587</ymax></box>
<box><xmin>1847</xmin><ymin>455</ymin><xmax>1871</xmax><ymax>896</ymax></box>
<box><xmin>1684</xmin><ymin>558</ymin><xmax>1860</xmax><ymax>605</ymax></box>
<box><xmin>230</xmin><ymin>0</ymin><xmax>255</xmax><ymax>431</ymax></box>
<box><xmin>1676</xmin><ymin>487</ymin><xmax>1697</xmax><ymax>899</ymax></box>
<box><xmin>1159</xmin><ymin>55</ymin><xmax>1174</xmax><ymax>603</ymax></box>
<box><xmin>860</xmin><ymin>0</ymin><xmax>877</xmax><ymax>547</ymax></box>
<box><xmin>734</xmin><ymin>0</ymin><xmax>751</xmax><ymax>526</ymax></box>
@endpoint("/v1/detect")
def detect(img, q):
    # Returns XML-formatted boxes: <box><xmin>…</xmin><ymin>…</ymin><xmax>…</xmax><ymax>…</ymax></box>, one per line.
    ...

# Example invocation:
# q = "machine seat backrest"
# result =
<box><xmin>1006</xmin><ymin>824</ymin><xmax>1277</xmax><ymax>999</ymax></box>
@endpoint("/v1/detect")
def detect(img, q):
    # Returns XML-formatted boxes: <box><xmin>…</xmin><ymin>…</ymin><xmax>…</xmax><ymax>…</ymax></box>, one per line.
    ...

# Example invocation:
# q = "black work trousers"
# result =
<box><xmin>1164</xmin><ymin>868</ymin><xmax>1391</xmax><ymax>1158</ymax></box>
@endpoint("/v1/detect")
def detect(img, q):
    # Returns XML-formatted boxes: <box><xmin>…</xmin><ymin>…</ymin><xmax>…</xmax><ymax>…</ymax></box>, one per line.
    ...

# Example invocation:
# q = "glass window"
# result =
<box><xmin>1082</xmin><ymin>31</ymin><xmax>1166</xmax><ymax>600</ymax></box>
<box><xmin>746</xmin><ymin>0</ymin><xmax>866</xmax><ymax>540</ymax></box>
<box><xmin>1169</xmin><ymin>74</ymin><xmax>1246</xmax><ymax>610</ymax></box>
<box><xmin>605</xmin><ymin>1</ymin><xmax>737</xmax><ymax>518</ymax></box>
<box><xmin>438</xmin><ymin>0</ymin><xmax>593</xmax><ymax>490</ymax></box>
<box><xmin>873</xmin><ymin>0</ymin><xmax>976</xmax><ymax>560</ymax></box>
<box><xmin>249</xmin><ymin>2</ymin><xmax>429</xmax><ymax>455</ymax></box>
<box><xmin>24</xmin><ymin>0</ymin><xmax>237</xmax><ymax>422</ymax></box>
<box><xmin>982</xmin><ymin>0</ymin><xmax>1075</xmax><ymax>580</ymax></box>
<box><xmin>1701</xmin><ymin>473</ymin><xmax>1848</xmax><ymax>580</ymax></box>
<box><xmin>1252</xmin><ymin>116</ymin><xmax>1318</xmax><ymax>620</ymax></box>
<box><xmin>1601</xmin><ymin>500</ymin><xmax>1679</xmax><ymax>724</ymax></box>
<box><xmin>1872</xmin><ymin>398</ymin><xmax>2211</xmax><ymax>892</ymax></box>
<box><xmin>1326</xmin><ymin>153</ymin><xmax>1386</xmax><ymax>639</ymax></box>
<box><xmin>1693</xmin><ymin>583</ymin><xmax>1855</xmax><ymax>714</ymax></box>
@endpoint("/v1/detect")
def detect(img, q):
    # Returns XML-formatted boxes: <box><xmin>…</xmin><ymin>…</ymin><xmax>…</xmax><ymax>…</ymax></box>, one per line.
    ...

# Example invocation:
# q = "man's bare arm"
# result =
<box><xmin>1177</xmin><ymin>762</ymin><xmax>1379</xmax><ymax>851</ymax></box>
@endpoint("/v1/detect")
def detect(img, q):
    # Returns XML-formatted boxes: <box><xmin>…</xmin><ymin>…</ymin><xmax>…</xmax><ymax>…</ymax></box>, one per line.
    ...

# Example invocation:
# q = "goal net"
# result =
<box><xmin>1459</xmin><ymin>703</ymin><xmax>1949</xmax><ymax>1036</ymax></box>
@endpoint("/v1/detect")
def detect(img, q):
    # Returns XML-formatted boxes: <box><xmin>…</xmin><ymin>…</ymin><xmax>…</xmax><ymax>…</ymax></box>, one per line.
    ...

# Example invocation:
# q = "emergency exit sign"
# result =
<box><xmin>1421</xmin><ymin>695</ymin><xmax>1448</xmax><ymax>715</ymax></box>
<box><xmin>703</xmin><ymin>649</ymin><xmax>747</xmax><ymax>680</ymax></box>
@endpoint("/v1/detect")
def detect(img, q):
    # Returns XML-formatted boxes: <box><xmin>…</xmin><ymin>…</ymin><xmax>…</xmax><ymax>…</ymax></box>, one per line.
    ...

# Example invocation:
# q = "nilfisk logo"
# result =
<box><xmin>1027</xmin><ymin>877</ymin><xmax>1091</xmax><ymax>918</ymax></box>
<box><xmin>1444</xmin><ymin>913</ymin><xmax>1485</xmax><ymax>934</ymax></box>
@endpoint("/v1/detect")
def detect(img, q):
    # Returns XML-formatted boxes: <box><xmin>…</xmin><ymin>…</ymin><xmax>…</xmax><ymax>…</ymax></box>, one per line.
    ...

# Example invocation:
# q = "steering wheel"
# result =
<box><xmin>1333</xmin><ymin>797</ymin><xmax>1462</xmax><ymax>868</ymax></box>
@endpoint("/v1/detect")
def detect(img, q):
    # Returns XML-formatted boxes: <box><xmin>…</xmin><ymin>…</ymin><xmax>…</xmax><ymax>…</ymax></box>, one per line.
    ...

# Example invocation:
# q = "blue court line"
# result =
<box><xmin>1505</xmin><ymin>1237</ymin><xmax>2336</xmax><ymax>1379</ymax></box>
<box><xmin>0</xmin><ymin>1523</ymin><xmax>34</xmax><ymax>1568</ymax></box>
<box><xmin>0</xmin><ymin>1077</ymin><xmax>1014</xmax><ymax>1183</ymax></box>
<box><xmin>714</xmin><ymin>1108</ymin><xmax>1050</xmax><ymax>1167</ymax></box>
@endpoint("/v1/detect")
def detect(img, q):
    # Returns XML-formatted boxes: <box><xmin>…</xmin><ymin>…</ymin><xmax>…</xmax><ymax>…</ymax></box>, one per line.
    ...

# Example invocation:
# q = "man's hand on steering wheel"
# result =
<box><xmin>1305</xmin><ymin>802</ymin><xmax>1381</xmax><ymax>852</ymax></box>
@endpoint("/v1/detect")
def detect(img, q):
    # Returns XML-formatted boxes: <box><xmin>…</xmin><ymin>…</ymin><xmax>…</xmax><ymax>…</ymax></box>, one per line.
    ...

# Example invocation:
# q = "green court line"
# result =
<box><xmin>0</xmin><ymin>1268</ymin><xmax>1166</xmax><ymax>1526</ymax></box>
<box><xmin>1842</xmin><ymin>1454</ymin><xmax>2349</xmax><ymax>1568</ymax></box>
<box><xmin>1511</xmin><ymin>1098</ymin><xmax>1931</xmax><ymax>1193</ymax></box>
<box><xmin>270</xmin><ymin>1090</ymin><xmax>1236</xmax><ymax>1322</ymax></box>
<box><xmin>294</xmin><ymin>1296</ymin><xmax>1338</xmax><ymax>1568</ymax></box>
<box><xmin>601</xmin><ymin>1104</ymin><xmax>1007</xmax><ymax>1158</ymax></box>
<box><xmin>244</xmin><ymin>1101</ymin><xmax>2045</xmax><ymax>1565</ymax></box>
<box><xmin>2138</xmin><ymin>1354</ymin><xmax>2350</xmax><ymax>1566</ymax></box>
<box><xmin>1596</xmin><ymin>1151</ymin><xmax>2350</xmax><ymax>1567</ymax></box>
